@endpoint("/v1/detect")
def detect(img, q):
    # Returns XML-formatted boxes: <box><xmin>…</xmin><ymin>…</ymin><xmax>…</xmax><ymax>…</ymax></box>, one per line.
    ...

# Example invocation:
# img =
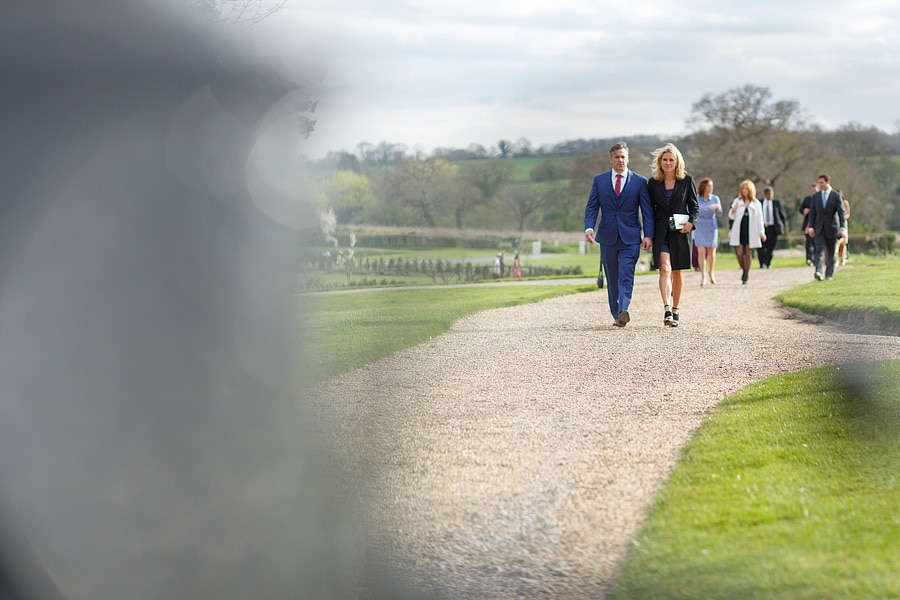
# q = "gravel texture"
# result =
<box><xmin>309</xmin><ymin>265</ymin><xmax>900</xmax><ymax>599</ymax></box>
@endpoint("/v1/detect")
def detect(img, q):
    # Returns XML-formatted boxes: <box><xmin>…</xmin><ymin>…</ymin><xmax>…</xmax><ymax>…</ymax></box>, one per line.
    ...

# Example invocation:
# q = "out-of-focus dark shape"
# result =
<box><xmin>0</xmin><ymin>3</ymin><xmax>341</xmax><ymax>598</ymax></box>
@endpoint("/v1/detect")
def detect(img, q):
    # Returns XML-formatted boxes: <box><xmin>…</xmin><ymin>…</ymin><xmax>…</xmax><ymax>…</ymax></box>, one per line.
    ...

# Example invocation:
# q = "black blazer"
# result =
<box><xmin>808</xmin><ymin>189</ymin><xmax>846</xmax><ymax>238</ymax></box>
<box><xmin>799</xmin><ymin>195</ymin><xmax>813</xmax><ymax>230</ymax></box>
<box><xmin>647</xmin><ymin>175</ymin><xmax>699</xmax><ymax>271</ymax></box>
<box><xmin>763</xmin><ymin>197</ymin><xmax>787</xmax><ymax>235</ymax></box>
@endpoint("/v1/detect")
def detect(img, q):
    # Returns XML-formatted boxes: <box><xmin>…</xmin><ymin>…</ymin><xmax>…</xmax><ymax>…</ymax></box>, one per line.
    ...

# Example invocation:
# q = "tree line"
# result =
<box><xmin>307</xmin><ymin>84</ymin><xmax>900</xmax><ymax>234</ymax></box>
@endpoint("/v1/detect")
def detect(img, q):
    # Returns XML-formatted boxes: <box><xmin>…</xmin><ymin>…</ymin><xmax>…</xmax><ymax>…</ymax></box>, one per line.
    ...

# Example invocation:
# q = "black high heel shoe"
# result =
<box><xmin>671</xmin><ymin>307</ymin><xmax>680</xmax><ymax>327</ymax></box>
<box><xmin>663</xmin><ymin>304</ymin><xmax>673</xmax><ymax>326</ymax></box>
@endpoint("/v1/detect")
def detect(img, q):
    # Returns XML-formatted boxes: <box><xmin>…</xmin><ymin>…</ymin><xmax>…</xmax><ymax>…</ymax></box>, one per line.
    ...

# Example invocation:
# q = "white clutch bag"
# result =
<box><xmin>669</xmin><ymin>213</ymin><xmax>690</xmax><ymax>230</ymax></box>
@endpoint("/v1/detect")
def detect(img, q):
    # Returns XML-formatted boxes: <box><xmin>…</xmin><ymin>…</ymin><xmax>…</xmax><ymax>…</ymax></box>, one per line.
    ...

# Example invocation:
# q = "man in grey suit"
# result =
<box><xmin>584</xmin><ymin>142</ymin><xmax>654</xmax><ymax>327</ymax></box>
<box><xmin>806</xmin><ymin>173</ymin><xmax>846</xmax><ymax>280</ymax></box>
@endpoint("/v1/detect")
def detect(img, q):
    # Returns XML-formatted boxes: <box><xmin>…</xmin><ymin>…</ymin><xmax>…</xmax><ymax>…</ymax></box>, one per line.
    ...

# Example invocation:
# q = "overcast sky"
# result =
<box><xmin>254</xmin><ymin>0</ymin><xmax>900</xmax><ymax>159</ymax></box>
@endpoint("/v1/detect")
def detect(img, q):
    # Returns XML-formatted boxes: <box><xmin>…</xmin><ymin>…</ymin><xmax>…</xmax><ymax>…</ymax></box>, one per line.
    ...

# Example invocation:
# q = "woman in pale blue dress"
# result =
<box><xmin>694</xmin><ymin>177</ymin><xmax>722</xmax><ymax>285</ymax></box>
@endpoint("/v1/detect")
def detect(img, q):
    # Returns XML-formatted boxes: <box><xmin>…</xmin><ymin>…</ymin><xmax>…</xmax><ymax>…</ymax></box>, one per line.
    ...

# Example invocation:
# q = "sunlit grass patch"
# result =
<box><xmin>613</xmin><ymin>362</ymin><xmax>900</xmax><ymax>599</ymax></box>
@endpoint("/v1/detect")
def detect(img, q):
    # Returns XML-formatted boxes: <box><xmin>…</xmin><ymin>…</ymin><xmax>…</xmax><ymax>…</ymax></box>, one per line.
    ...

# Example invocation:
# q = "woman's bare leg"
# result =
<box><xmin>672</xmin><ymin>269</ymin><xmax>684</xmax><ymax>309</ymax></box>
<box><xmin>658</xmin><ymin>252</ymin><xmax>672</xmax><ymax>307</ymax></box>
<box><xmin>697</xmin><ymin>247</ymin><xmax>708</xmax><ymax>284</ymax></box>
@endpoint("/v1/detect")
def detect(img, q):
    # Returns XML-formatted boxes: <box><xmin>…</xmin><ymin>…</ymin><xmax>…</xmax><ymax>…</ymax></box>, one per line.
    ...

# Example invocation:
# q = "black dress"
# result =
<box><xmin>739</xmin><ymin>209</ymin><xmax>750</xmax><ymax>245</ymax></box>
<box><xmin>648</xmin><ymin>175</ymin><xmax>700</xmax><ymax>271</ymax></box>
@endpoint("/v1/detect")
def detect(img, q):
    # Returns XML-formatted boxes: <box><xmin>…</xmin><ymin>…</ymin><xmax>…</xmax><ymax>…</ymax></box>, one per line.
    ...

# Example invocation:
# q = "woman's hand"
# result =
<box><xmin>681</xmin><ymin>222</ymin><xmax>694</xmax><ymax>233</ymax></box>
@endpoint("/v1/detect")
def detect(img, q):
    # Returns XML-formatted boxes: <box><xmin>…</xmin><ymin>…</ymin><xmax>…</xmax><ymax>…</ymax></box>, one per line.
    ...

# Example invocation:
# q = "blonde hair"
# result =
<box><xmin>650</xmin><ymin>143</ymin><xmax>686</xmax><ymax>181</ymax></box>
<box><xmin>738</xmin><ymin>179</ymin><xmax>757</xmax><ymax>201</ymax></box>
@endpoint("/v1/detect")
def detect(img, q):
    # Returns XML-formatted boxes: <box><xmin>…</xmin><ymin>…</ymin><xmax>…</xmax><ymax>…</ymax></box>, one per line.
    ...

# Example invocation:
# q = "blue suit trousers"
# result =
<box><xmin>601</xmin><ymin>242</ymin><xmax>641</xmax><ymax>321</ymax></box>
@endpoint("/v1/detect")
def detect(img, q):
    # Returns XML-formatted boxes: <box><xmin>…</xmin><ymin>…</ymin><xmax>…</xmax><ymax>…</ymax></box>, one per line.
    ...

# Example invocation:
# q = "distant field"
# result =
<box><xmin>302</xmin><ymin>236</ymin><xmax>813</xmax><ymax>291</ymax></box>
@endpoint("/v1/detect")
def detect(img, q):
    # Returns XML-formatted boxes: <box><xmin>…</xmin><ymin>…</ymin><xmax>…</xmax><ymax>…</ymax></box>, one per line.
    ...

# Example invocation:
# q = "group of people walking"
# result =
<box><xmin>583</xmin><ymin>141</ymin><xmax>847</xmax><ymax>328</ymax></box>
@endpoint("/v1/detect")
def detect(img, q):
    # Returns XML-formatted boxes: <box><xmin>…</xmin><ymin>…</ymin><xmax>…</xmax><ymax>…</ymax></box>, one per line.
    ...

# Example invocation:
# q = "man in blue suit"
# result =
<box><xmin>584</xmin><ymin>142</ymin><xmax>654</xmax><ymax>327</ymax></box>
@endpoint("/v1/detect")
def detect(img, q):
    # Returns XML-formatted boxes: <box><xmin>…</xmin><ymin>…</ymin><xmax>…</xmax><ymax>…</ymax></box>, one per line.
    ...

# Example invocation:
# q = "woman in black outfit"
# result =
<box><xmin>647</xmin><ymin>143</ymin><xmax>699</xmax><ymax>327</ymax></box>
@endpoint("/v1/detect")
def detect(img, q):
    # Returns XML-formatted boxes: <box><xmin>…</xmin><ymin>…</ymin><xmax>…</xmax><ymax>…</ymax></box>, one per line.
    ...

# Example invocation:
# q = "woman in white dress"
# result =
<box><xmin>728</xmin><ymin>180</ymin><xmax>766</xmax><ymax>285</ymax></box>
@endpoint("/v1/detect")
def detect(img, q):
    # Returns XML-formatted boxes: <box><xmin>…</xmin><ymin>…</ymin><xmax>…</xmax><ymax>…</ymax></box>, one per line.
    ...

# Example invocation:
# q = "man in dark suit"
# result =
<box><xmin>758</xmin><ymin>185</ymin><xmax>787</xmax><ymax>268</ymax></box>
<box><xmin>584</xmin><ymin>142</ymin><xmax>654</xmax><ymax>327</ymax></box>
<box><xmin>799</xmin><ymin>183</ymin><xmax>818</xmax><ymax>265</ymax></box>
<box><xmin>807</xmin><ymin>173</ymin><xmax>846</xmax><ymax>280</ymax></box>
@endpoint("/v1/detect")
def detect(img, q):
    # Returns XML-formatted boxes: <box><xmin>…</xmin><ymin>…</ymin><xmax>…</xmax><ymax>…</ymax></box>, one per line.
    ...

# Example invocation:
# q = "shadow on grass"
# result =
<box><xmin>837</xmin><ymin>361</ymin><xmax>900</xmax><ymax>447</ymax></box>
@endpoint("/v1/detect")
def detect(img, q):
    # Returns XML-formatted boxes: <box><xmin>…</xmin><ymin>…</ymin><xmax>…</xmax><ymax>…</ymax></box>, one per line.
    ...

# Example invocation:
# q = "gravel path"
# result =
<box><xmin>310</xmin><ymin>266</ymin><xmax>900</xmax><ymax>599</ymax></box>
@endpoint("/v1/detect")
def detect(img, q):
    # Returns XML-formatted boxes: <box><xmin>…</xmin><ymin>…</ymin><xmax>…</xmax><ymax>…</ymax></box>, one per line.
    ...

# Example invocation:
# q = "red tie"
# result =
<box><xmin>615</xmin><ymin>173</ymin><xmax>622</xmax><ymax>196</ymax></box>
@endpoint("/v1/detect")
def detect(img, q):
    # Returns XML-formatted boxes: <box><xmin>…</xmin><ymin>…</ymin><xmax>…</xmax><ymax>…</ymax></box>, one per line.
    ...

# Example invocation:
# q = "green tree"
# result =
<box><xmin>530</xmin><ymin>158</ymin><xmax>570</xmax><ymax>182</ymax></box>
<box><xmin>496</xmin><ymin>139</ymin><xmax>514</xmax><ymax>159</ymax></box>
<box><xmin>318</xmin><ymin>170</ymin><xmax>376</xmax><ymax>224</ymax></box>
<box><xmin>335</xmin><ymin>151</ymin><xmax>361</xmax><ymax>173</ymax></box>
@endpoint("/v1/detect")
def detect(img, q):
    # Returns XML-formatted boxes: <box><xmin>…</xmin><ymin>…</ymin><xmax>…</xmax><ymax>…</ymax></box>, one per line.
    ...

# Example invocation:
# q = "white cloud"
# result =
<box><xmin>262</xmin><ymin>0</ymin><xmax>900</xmax><ymax>157</ymax></box>
<box><xmin>404</xmin><ymin>0</ymin><xmax>596</xmax><ymax>19</ymax></box>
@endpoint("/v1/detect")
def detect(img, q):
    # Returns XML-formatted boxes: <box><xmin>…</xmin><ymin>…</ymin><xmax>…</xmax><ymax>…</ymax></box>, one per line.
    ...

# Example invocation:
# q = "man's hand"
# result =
<box><xmin>641</xmin><ymin>236</ymin><xmax>652</xmax><ymax>251</ymax></box>
<box><xmin>585</xmin><ymin>230</ymin><xmax>596</xmax><ymax>244</ymax></box>
<box><xmin>807</xmin><ymin>227</ymin><xmax>816</xmax><ymax>239</ymax></box>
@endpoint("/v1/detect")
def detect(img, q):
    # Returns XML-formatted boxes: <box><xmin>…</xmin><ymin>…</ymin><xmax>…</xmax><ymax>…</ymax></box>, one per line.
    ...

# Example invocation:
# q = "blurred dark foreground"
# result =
<box><xmin>0</xmin><ymin>3</ymin><xmax>358</xmax><ymax>598</ymax></box>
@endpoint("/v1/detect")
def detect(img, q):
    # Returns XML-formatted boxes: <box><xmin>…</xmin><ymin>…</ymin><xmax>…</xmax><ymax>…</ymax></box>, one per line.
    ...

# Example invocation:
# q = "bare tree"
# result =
<box><xmin>827</xmin><ymin>122</ymin><xmax>893</xmax><ymax>165</ymax></box>
<box><xmin>355</xmin><ymin>141</ymin><xmax>407</xmax><ymax>166</ymax></box>
<box><xmin>513</xmin><ymin>137</ymin><xmax>533</xmax><ymax>157</ymax></box>
<box><xmin>686</xmin><ymin>85</ymin><xmax>899</xmax><ymax>231</ymax></box>
<box><xmin>502</xmin><ymin>184</ymin><xmax>547</xmax><ymax>231</ymax></box>
<box><xmin>685</xmin><ymin>84</ymin><xmax>817</xmax><ymax>187</ymax></box>
<box><xmin>389</xmin><ymin>156</ymin><xmax>462</xmax><ymax>227</ymax></box>
<box><xmin>812</xmin><ymin>123</ymin><xmax>898</xmax><ymax>231</ymax></box>
<box><xmin>192</xmin><ymin>0</ymin><xmax>286</xmax><ymax>28</ymax></box>
<box><xmin>455</xmin><ymin>160</ymin><xmax>512</xmax><ymax>228</ymax></box>
<box><xmin>190</xmin><ymin>0</ymin><xmax>317</xmax><ymax>140</ymax></box>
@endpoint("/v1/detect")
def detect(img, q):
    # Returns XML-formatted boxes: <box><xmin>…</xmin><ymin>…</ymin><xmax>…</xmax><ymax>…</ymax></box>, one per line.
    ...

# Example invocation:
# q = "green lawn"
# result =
<box><xmin>775</xmin><ymin>256</ymin><xmax>900</xmax><ymax>335</ymax></box>
<box><xmin>298</xmin><ymin>284</ymin><xmax>592</xmax><ymax>384</ymax></box>
<box><xmin>612</xmin><ymin>362</ymin><xmax>900</xmax><ymax>599</ymax></box>
<box><xmin>612</xmin><ymin>256</ymin><xmax>900</xmax><ymax>599</ymax></box>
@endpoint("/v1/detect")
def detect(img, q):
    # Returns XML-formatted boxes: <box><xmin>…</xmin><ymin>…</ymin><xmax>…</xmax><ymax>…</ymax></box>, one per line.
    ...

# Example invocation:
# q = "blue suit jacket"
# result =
<box><xmin>584</xmin><ymin>169</ymin><xmax>654</xmax><ymax>246</ymax></box>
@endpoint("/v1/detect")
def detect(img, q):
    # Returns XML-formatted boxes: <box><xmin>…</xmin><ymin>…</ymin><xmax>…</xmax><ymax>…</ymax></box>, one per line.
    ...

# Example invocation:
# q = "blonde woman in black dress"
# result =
<box><xmin>647</xmin><ymin>143</ymin><xmax>699</xmax><ymax>327</ymax></box>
